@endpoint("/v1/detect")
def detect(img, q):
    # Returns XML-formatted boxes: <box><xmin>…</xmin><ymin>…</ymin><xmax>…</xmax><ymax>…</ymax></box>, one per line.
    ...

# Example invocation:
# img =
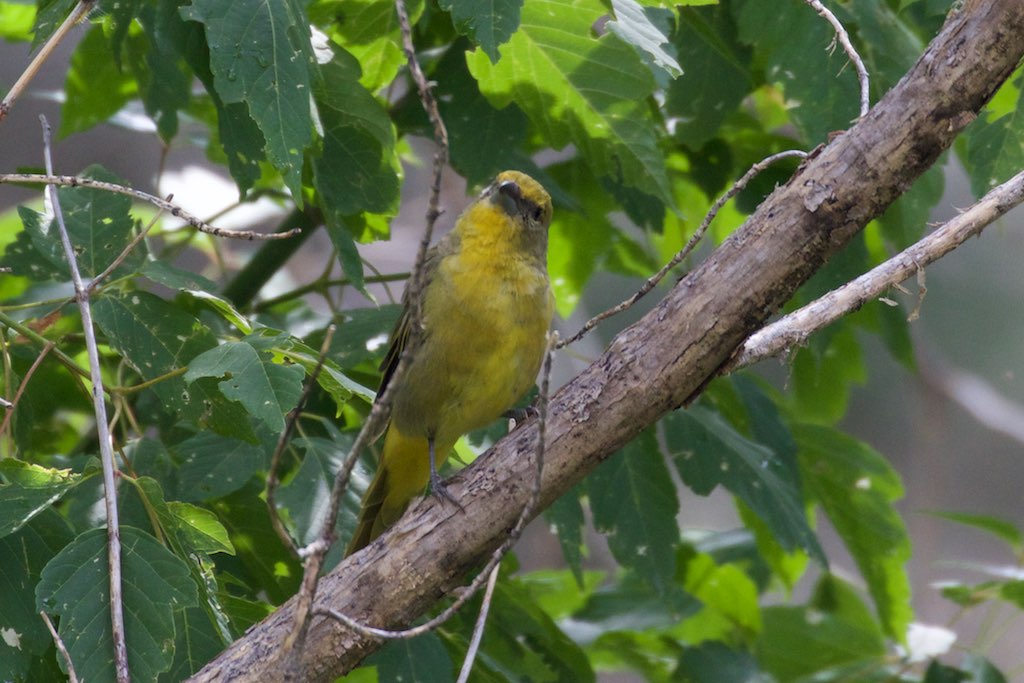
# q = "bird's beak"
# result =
<box><xmin>495</xmin><ymin>180</ymin><xmax>522</xmax><ymax>216</ymax></box>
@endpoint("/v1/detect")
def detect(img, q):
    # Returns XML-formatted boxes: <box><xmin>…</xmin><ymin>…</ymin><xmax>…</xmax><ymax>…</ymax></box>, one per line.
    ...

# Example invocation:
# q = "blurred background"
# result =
<box><xmin>3</xmin><ymin>24</ymin><xmax>1024</xmax><ymax>680</ymax></box>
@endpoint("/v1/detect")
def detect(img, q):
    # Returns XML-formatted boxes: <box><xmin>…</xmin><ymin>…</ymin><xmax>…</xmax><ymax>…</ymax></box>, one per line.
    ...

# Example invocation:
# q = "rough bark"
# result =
<box><xmin>188</xmin><ymin>2</ymin><xmax>1024</xmax><ymax>680</ymax></box>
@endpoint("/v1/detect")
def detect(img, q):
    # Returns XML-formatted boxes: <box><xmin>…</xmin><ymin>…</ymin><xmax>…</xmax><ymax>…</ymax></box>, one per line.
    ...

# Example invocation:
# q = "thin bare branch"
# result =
<box><xmin>560</xmin><ymin>150</ymin><xmax>808</xmax><ymax>348</ymax></box>
<box><xmin>456</xmin><ymin>564</ymin><xmax>501</xmax><ymax>683</ymax></box>
<box><xmin>730</xmin><ymin>169</ymin><xmax>1024</xmax><ymax>370</ymax></box>
<box><xmin>0</xmin><ymin>1</ymin><xmax>94</xmax><ymax>122</ymax></box>
<box><xmin>88</xmin><ymin>195</ymin><xmax>171</xmax><ymax>293</ymax></box>
<box><xmin>40</xmin><ymin>116</ymin><xmax>129</xmax><ymax>683</ymax></box>
<box><xmin>804</xmin><ymin>0</ymin><xmax>871</xmax><ymax>117</ymax></box>
<box><xmin>0</xmin><ymin>340</ymin><xmax>55</xmax><ymax>438</ymax></box>
<box><xmin>41</xmin><ymin>611</ymin><xmax>80</xmax><ymax>683</ymax></box>
<box><xmin>0</xmin><ymin>174</ymin><xmax>302</xmax><ymax>241</ymax></box>
<box><xmin>267</xmin><ymin>324</ymin><xmax>338</xmax><ymax>555</ymax></box>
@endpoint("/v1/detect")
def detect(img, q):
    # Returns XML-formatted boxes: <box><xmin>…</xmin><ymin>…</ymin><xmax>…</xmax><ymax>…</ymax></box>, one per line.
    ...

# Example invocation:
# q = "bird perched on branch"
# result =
<box><xmin>346</xmin><ymin>170</ymin><xmax>554</xmax><ymax>555</ymax></box>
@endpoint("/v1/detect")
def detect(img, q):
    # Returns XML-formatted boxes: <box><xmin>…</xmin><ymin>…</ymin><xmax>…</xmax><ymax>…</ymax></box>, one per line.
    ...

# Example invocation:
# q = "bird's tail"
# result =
<box><xmin>345</xmin><ymin>425</ymin><xmax>432</xmax><ymax>556</ymax></box>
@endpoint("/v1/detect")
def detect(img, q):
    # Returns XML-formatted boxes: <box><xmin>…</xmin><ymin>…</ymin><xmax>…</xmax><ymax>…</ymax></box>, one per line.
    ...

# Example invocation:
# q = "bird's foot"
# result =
<box><xmin>504</xmin><ymin>405</ymin><xmax>539</xmax><ymax>427</ymax></box>
<box><xmin>430</xmin><ymin>469</ymin><xmax>464</xmax><ymax>511</ymax></box>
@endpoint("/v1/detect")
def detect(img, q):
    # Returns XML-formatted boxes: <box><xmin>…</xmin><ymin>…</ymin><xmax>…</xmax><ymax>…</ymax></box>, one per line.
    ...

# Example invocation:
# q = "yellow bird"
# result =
<box><xmin>346</xmin><ymin>170</ymin><xmax>554</xmax><ymax>555</ymax></box>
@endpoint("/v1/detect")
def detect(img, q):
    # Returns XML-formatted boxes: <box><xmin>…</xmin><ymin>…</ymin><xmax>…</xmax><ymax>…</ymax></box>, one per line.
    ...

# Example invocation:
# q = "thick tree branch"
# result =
<box><xmin>187</xmin><ymin>2</ymin><xmax>1024</xmax><ymax>680</ymax></box>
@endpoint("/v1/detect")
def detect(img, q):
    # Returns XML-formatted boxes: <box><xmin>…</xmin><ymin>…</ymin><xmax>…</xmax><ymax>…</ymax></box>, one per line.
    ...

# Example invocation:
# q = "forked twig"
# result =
<box><xmin>730</xmin><ymin>169</ymin><xmax>1024</xmax><ymax>369</ymax></box>
<box><xmin>40</xmin><ymin>116</ymin><xmax>129</xmax><ymax>683</ymax></box>
<box><xmin>0</xmin><ymin>174</ymin><xmax>301</xmax><ymax>241</ymax></box>
<box><xmin>560</xmin><ymin>150</ymin><xmax>808</xmax><ymax>348</ymax></box>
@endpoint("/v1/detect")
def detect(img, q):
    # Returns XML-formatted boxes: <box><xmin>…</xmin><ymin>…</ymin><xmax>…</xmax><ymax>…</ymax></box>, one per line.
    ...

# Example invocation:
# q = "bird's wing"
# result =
<box><xmin>376</xmin><ymin>242</ymin><xmax>444</xmax><ymax>403</ymax></box>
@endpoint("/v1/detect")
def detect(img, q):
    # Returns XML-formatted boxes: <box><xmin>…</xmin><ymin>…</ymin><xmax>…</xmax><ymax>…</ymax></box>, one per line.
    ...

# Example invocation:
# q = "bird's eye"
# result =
<box><xmin>532</xmin><ymin>207</ymin><xmax>543</xmax><ymax>221</ymax></box>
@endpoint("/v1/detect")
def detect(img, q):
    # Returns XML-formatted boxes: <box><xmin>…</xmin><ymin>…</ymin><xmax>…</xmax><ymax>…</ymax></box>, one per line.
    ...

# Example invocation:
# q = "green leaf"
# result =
<box><xmin>758</xmin><ymin>576</ymin><xmax>886</xmax><ymax>681</ymax></box>
<box><xmin>790</xmin><ymin>324</ymin><xmax>866</xmax><ymax>425</ymax></box>
<box><xmin>93</xmin><ymin>291</ymin><xmax>256</xmax><ymax>441</ymax></box>
<box><xmin>572</xmin><ymin>573</ymin><xmax>700</xmax><ymax>636</ymax></box>
<box><xmin>210</xmin><ymin>484</ymin><xmax>302</xmax><ymax>603</ymax></box>
<box><xmin>928</xmin><ymin>510</ymin><xmax>1023</xmax><ymax>554</ymax></box>
<box><xmin>841</xmin><ymin>1</ymin><xmax>923</xmax><ymax>95</ymax></box>
<box><xmin>140</xmin><ymin>259</ymin><xmax>219</xmax><ymax>293</ymax></box>
<box><xmin>965</xmin><ymin>70</ymin><xmax>1024</xmax><ymax>196</ymax></box>
<box><xmin>61</xmin><ymin>25</ymin><xmax>138</xmax><ymax>137</ymax></box>
<box><xmin>666</xmin><ymin>4</ymin><xmax>752</xmax><ymax>149</ymax></box>
<box><xmin>31</xmin><ymin>0</ymin><xmax>76</xmax><ymax>48</ymax></box>
<box><xmin>543</xmin><ymin>485</ymin><xmax>586</xmax><ymax>585</ymax></box>
<box><xmin>734</xmin><ymin>0</ymin><xmax>860</xmax><ymax>144</ymax></box>
<box><xmin>334</xmin><ymin>0</ymin><xmax>424</xmax><ymax>92</ymax></box>
<box><xmin>962</xmin><ymin>654</ymin><xmax>1008</xmax><ymax>683</ymax></box>
<box><xmin>607</xmin><ymin>0</ymin><xmax>681</xmax><ymax>78</ymax></box>
<box><xmin>35</xmin><ymin>527</ymin><xmax>198</xmax><ymax>682</ymax></box>
<box><xmin>545</xmin><ymin>161</ymin><xmax>616</xmax><ymax>316</ymax></box>
<box><xmin>164</xmin><ymin>606</ymin><xmax>225</xmax><ymax>681</ymax></box>
<box><xmin>276</xmin><ymin>429</ymin><xmax>372</xmax><ymax>571</ymax></box>
<box><xmin>440</xmin><ymin>0</ymin><xmax>522</xmax><ymax>63</ymax></box>
<box><xmin>2</xmin><ymin>166</ymin><xmax>141</xmax><ymax>281</ymax></box>
<box><xmin>178</xmin><ymin>289</ymin><xmax>254</xmax><ymax>335</ymax></box>
<box><xmin>435</xmin><ymin>43</ymin><xmax>529</xmax><ymax>187</ymax></box>
<box><xmin>518</xmin><ymin>569</ymin><xmax>603</xmax><ymax>620</ymax></box>
<box><xmin>0</xmin><ymin>511</ymin><xmax>74</xmax><ymax>683</ymax></box>
<box><xmin>470</xmin><ymin>581</ymin><xmax>596</xmax><ymax>682</ymax></box>
<box><xmin>312</xmin><ymin>53</ymin><xmax>401</xmax><ymax>271</ymax></box>
<box><xmin>587</xmin><ymin>428</ymin><xmax>679</xmax><ymax>594</ymax></box>
<box><xmin>663</xmin><ymin>406</ymin><xmax>823</xmax><ymax>562</ymax></box>
<box><xmin>0</xmin><ymin>460</ymin><xmax>88</xmax><ymax>539</ymax></box>
<box><xmin>136</xmin><ymin>1</ymin><xmax>193</xmax><ymax>141</ymax></box>
<box><xmin>794</xmin><ymin>424</ymin><xmax>912</xmax><ymax>639</ymax></box>
<box><xmin>876</xmin><ymin>158</ymin><xmax>944</xmax><ymax>250</ymax></box>
<box><xmin>676</xmin><ymin>551</ymin><xmax>761</xmax><ymax>642</ymax></box>
<box><xmin>467</xmin><ymin>0</ymin><xmax>673</xmax><ymax>206</ymax></box>
<box><xmin>675</xmin><ymin>641</ymin><xmax>770</xmax><ymax>683</ymax></box>
<box><xmin>182</xmin><ymin>0</ymin><xmax>314</xmax><ymax>198</ymax></box>
<box><xmin>924</xmin><ymin>661</ymin><xmax>970</xmax><ymax>683</ymax></box>
<box><xmin>184</xmin><ymin>341</ymin><xmax>304</xmax><ymax>433</ymax></box>
<box><xmin>0</xmin><ymin>1</ymin><xmax>36</xmax><ymax>41</ymax></box>
<box><xmin>167</xmin><ymin>502</ymin><xmax>235</xmax><ymax>556</ymax></box>
<box><xmin>271</xmin><ymin>334</ymin><xmax>374</xmax><ymax>404</ymax></box>
<box><xmin>173</xmin><ymin>430</ymin><xmax>273</xmax><ymax>502</ymax></box>
<box><xmin>370</xmin><ymin>633</ymin><xmax>454</xmax><ymax>683</ymax></box>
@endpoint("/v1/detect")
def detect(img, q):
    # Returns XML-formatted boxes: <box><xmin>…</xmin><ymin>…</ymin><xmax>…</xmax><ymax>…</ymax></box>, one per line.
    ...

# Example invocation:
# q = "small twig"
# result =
<box><xmin>253</xmin><ymin>271</ymin><xmax>407</xmax><ymax>311</ymax></box>
<box><xmin>266</xmin><ymin>324</ymin><xmax>338</xmax><ymax>555</ymax></box>
<box><xmin>88</xmin><ymin>195</ymin><xmax>171</xmax><ymax>293</ymax></box>
<box><xmin>804</xmin><ymin>0</ymin><xmax>870</xmax><ymax>118</ymax></box>
<box><xmin>111</xmin><ymin>366</ymin><xmax>188</xmax><ymax>395</ymax></box>
<box><xmin>730</xmin><ymin>168</ymin><xmax>1024</xmax><ymax>370</ymax></box>
<box><xmin>41</xmin><ymin>611</ymin><xmax>80</xmax><ymax>683</ymax></box>
<box><xmin>40</xmin><ymin>116</ymin><xmax>129</xmax><ymax>683</ymax></box>
<box><xmin>456</xmin><ymin>563</ymin><xmax>500</xmax><ymax>683</ymax></box>
<box><xmin>314</xmin><ymin>331</ymin><xmax>556</xmax><ymax>640</ymax></box>
<box><xmin>0</xmin><ymin>340</ymin><xmax>55</xmax><ymax>438</ymax></box>
<box><xmin>0</xmin><ymin>1</ymin><xmax>94</xmax><ymax>122</ymax></box>
<box><xmin>559</xmin><ymin>150</ymin><xmax>808</xmax><ymax>348</ymax></box>
<box><xmin>0</xmin><ymin>174</ymin><xmax>301</xmax><ymax>241</ymax></box>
